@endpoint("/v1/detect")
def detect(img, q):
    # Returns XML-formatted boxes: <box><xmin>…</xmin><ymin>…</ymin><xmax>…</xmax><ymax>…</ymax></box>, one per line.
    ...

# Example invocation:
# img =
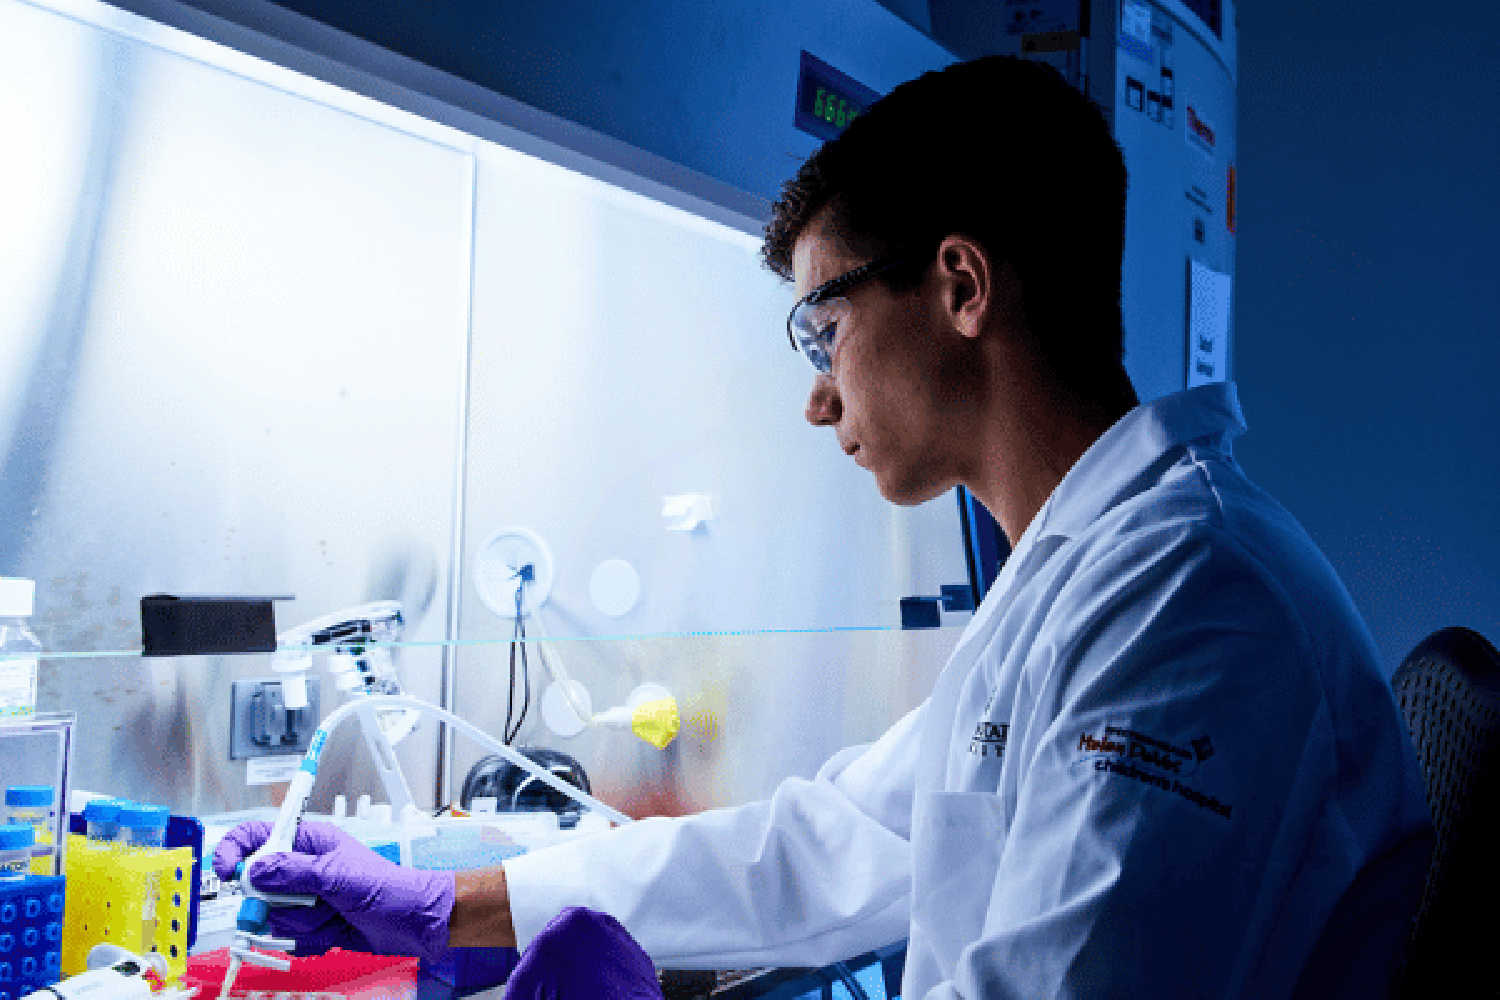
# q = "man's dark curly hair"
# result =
<box><xmin>762</xmin><ymin>55</ymin><xmax>1129</xmax><ymax>392</ymax></box>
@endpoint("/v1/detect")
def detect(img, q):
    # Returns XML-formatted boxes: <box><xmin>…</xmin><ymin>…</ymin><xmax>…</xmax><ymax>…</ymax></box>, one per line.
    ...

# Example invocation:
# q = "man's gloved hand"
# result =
<box><xmin>213</xmin><ymin>820</ymin><xmax>456</xmax><ymax>962</ymax></box>
<box><xmin>505</xmin><ymin>907</ymin><xmax>664</xmax><ymax>999</ymax></box>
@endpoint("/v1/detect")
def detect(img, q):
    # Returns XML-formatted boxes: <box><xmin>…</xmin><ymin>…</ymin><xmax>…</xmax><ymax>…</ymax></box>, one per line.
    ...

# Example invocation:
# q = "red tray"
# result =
<box><xmin>183</xmin><ymin>947</ymin><xmax>420</xmax><ymax>1000</ymax></box>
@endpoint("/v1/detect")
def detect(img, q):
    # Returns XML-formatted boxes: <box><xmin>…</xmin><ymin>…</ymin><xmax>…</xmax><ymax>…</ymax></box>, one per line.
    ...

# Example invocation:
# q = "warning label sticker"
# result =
<box><xmin>1186</xmin><ymin>104</ymin><xmax>1219</xmax><ymax>163</ymax></box>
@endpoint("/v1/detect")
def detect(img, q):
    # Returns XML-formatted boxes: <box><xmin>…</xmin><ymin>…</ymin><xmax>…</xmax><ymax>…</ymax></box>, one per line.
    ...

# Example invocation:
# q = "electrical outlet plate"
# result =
<box><xmin>229</xmin><ymin>677</ymin><xmax>321</xmax><ymax>760</ymax></box>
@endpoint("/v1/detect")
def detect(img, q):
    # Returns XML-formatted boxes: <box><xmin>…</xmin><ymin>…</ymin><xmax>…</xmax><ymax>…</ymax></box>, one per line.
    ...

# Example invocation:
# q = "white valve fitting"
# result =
<box><xmin>272</xmin><ymin>652</ymin><xmax>313</xmax><ymax>710</ymax></box>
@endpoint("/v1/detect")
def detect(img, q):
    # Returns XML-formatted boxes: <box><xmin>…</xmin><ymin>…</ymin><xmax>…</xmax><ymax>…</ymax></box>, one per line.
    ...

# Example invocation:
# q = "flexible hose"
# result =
<box><xmin>534</xmin><ymin>638</ymin><xmax>595</xmax><ymax>725</ymax></box>
<box><xmin>309</xmin><ymin>694</ymin><xmax>632</xmax><ymax>826</ymax></box>
<box><xmin>530</xmin><ymin>610</ymin><xmax>595</xmax><ymax>725</ymax></box>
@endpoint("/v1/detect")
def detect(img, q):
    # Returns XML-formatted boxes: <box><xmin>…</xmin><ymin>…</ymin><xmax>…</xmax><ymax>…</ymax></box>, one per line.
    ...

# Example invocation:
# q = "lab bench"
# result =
<box><xmin>413</xmin><ymin>942</ymin><xmax>905</xmax><ymax>1000</ymax></box>
<box><xmin>675</xmin><ymin>946</ymin><xmax>904</xmax><ymax>1000</ymax></box>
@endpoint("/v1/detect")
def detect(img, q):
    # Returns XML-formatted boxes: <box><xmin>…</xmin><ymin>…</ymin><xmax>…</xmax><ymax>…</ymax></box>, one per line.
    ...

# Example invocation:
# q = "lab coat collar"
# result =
<box><xmin>1033</xmin><ymin>381</ymin><xmax>1248</xmax><ymax>542</ymax></box>
<box><xmin>921</xmin><ymin>382</ymin><xmax>1247</xmax><ymax>748</ymax></box>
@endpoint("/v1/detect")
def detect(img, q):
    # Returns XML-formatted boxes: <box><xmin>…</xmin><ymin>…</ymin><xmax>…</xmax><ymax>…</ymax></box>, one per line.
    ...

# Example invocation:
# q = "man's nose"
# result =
<box><xmin>805</xmin><ymin>373</ymin><xmax>842</xmax><ymax>426</ymax></box>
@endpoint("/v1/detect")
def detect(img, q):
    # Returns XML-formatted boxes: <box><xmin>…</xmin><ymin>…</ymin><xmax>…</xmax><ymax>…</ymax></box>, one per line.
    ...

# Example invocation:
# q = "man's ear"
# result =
<box><xmin>943</xmin><ymin>236</ymin><xmax>1028</xmax><ymax>345</ymax></box>
<box><xmin>937</xmin><ymin>234</ymin><xmax>996</xmax><ymax>340</ymax></box>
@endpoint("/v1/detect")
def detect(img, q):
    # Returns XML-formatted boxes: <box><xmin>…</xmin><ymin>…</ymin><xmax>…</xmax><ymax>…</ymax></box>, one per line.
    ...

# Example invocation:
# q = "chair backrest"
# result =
<box><xmin>1390</xmin><ymin>625</ymin><xmax>1500</xmax><ymax>996</ymax></box>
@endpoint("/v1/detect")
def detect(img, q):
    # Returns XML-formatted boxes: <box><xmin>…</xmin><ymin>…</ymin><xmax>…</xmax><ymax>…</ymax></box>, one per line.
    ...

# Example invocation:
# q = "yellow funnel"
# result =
<box><xmin>631</xmin><ymin>697</ymin><xmax>680</xmax><ymax>749</ymax></box>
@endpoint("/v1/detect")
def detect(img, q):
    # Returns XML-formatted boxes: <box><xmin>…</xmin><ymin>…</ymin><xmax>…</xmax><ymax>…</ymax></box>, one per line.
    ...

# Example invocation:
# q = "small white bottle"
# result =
<box><xmin>0</xmin><ymin>579</ymin><xmax>41</xmax><ymax>718</ymax></box>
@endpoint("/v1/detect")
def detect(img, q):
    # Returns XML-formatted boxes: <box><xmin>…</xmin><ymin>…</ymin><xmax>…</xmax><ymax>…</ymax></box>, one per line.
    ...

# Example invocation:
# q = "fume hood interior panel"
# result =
<box><xmin>2</xmin><ymin>0</ymin><xmax>1237</xmax><ymax>818</ymax></box>
<box><xmin>1</xmin><ymin>0</ymin><xmax>969</xmax><ymax>818</ymax></box>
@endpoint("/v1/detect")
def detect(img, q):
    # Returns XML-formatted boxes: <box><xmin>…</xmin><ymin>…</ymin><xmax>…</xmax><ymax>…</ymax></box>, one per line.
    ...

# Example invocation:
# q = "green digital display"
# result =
<box><xmin>796</xmin><ymin>52</ymin><xmax>881</xmax><ymax>142</ymax></box>
<box><xmin>810</xmin><ymin>85</ymin><xmax>862</xmax><ymax>131</ymax></box>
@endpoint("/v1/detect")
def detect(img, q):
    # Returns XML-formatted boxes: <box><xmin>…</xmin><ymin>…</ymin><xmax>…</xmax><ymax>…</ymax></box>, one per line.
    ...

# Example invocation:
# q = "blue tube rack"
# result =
<box><xmin>0</xmin><ymin>875</ymin><xmax>66</xmax><ymax>1000</ymax></box>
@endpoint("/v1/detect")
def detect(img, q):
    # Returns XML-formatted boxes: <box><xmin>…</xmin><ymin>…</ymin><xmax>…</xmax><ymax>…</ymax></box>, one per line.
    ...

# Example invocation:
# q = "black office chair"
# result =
<box><xmin>1391</xmin><ymin>626</ymin><xmax>1500</xmax><ymax>998</ymax></box>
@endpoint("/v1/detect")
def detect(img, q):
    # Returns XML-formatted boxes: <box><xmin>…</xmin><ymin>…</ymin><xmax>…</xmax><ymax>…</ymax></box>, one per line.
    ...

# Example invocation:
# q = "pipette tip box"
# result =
<box><xmin>182</xmin><ymin>947</ymin><xmax>419</xmax><ymax>1000</ymax></box>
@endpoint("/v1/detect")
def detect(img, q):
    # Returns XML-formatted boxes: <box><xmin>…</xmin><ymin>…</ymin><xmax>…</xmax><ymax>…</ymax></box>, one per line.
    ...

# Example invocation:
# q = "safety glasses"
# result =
<box><xmin>786</xmin><ymin>253</ymin><xmax>910</xmax><ymax>374</ymax></box>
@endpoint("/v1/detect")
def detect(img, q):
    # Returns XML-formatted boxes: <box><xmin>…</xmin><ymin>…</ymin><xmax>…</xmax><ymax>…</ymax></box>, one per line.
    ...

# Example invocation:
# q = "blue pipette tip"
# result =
<box><xmin>233</xmin><ymin>861</ymin><xmax>272</xmax><ymax>933</ymax></box>
<box><xmin>236</xmin><ymin>897</ymin><xmax>271</xmax><ymax>934</ymax></box>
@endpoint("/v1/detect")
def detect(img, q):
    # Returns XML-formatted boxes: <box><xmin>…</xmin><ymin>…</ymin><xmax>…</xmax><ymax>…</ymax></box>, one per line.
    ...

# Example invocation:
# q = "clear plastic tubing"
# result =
<box><xmin>0</xmin><ymin>824</ymin><xmax>33</xmax><ymax>880</ymax></box>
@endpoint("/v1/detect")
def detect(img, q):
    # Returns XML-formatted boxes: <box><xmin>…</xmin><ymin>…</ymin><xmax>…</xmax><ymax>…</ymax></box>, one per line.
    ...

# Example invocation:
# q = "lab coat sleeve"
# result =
<box><xmin>923</xmin><ymin>520</ymin><xmax>1399</xmax><ymax>999</ymax></box>
<box><xmin>501</xmin><ymin>698</ymin><xmax>926</xmax><ymax>970</ymax></box>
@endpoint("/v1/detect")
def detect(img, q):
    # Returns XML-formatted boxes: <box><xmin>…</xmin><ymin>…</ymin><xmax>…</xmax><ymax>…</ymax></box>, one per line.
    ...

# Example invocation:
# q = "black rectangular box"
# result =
<box><xmin>140</xmin><ymin>594</ymin><xmax>289</xmax><ymax>656</ymax></box>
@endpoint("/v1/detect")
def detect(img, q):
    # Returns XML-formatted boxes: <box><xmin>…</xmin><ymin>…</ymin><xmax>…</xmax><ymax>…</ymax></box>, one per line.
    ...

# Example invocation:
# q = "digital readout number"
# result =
<box><xmin>813</xmin><ymin>87</ymin><xmax>860</xmax><ymax>129</ymax></box>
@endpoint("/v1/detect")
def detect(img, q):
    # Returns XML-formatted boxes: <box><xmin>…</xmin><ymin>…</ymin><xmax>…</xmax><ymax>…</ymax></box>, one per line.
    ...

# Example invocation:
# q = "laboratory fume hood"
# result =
<box><xmin>0</xmin><ymin>0</ymin><xmax>1235</xmax><ymax>957</ymax></box>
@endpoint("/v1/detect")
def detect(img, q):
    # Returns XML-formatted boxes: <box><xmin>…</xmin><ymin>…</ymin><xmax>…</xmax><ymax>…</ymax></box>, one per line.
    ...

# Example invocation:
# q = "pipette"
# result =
<box><xmin>216</xmin><ymin>731</ymin><xmax>326</xmax><ymax>1000</ymax></box>
<box><xmin>26</xmin><ymin>945</ymin><xmax>179</xmax><ymax>1000</ymax></box>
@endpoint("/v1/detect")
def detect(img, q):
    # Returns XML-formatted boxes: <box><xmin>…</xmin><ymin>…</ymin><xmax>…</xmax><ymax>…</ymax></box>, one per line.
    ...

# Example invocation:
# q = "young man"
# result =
<box><xmin>218</xmin><ymin>56</ymin><xmax>1434</xmax><ymax>997</ymax></box>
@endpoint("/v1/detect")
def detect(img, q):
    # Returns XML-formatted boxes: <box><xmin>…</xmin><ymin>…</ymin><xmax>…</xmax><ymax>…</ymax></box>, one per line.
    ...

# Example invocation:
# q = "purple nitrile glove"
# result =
<box><xmin>212</xmin><ymin>820</ymin><xmax>456</xmax><ymax>962</ymax></box>
<box><xmin>504</xmin><ymin>907</ymin><xmax>663</xmax><ymax>999</ymax></box>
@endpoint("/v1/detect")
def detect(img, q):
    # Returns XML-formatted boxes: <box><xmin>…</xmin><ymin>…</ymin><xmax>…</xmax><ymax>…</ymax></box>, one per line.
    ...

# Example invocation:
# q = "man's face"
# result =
<box><xmin>791</xmin><ymin>212</ymin><xmax>967</xmax><ymax>506</ymax></box>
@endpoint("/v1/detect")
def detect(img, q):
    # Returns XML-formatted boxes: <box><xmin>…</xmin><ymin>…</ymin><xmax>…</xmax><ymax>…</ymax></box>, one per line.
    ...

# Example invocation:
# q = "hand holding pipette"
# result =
<box><xmin>215</xmin><ymin>820</ymin><xmax>455</xmax><ymax>961</ymax></box>
<box><xmin>213</xmin><ymin>819</ymin><xmax>455</xmax><ymax>1000</ymax></box>
<box><xmin>212</xmin><ymin>703</ymin><xmax>465</xmax><ymax>988</ymax></box>
<box><xmin>213</xmin><ymin>692</ymin><xmax>631</xmax><ymax>999</ymax></box>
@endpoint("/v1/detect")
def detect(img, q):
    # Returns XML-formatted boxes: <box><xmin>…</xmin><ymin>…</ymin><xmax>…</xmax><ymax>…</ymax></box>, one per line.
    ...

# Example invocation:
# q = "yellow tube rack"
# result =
<box><xmin>60</xmin><ymin>835</ymin><xmax>193</xmax><ymax>980</ymax></box>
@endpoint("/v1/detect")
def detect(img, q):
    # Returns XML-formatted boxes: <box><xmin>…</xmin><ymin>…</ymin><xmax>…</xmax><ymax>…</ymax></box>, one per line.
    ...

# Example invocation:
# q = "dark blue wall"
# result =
<box><xmin>1233</xmin><ymin>1</ymin><xmax>1500</xmax><ymax>675</ymax></box>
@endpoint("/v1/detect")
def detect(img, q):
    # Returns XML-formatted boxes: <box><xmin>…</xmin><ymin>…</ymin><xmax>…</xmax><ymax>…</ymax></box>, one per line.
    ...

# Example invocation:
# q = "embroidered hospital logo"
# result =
<box><xmin>1078</xmin><ymin>726</ymin><xmax>1197</xmax><ymax>775</ymax></box>
<box><xmin>1075</xmin><ymin>725</ymin><xmax>1232</xmax><ymax>820</ymax></box>
<box><xmin>969</xmin><ymin>721</ymin><xmax>1008</xmax><ymax>760</ymax></box>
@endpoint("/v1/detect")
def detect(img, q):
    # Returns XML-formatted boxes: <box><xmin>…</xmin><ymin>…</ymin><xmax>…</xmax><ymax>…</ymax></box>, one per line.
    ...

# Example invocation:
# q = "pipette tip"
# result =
<box><xmin>217</xmin><ymin>954</ymin><xmax>242</xmax><ymax>1000</ymax></box>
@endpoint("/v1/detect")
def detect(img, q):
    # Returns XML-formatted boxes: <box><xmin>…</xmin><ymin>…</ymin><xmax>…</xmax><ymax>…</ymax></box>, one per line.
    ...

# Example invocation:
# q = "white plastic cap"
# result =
<box><xmin>272</xmin><ymin>652</ymin><xmax>312</xmax><ymax>709</ymax></box>
<box><xmin>0</xmin><ymin>578</ymin><xmax>35</xmax><ymax>617</ymax></box>
<box><xmin>280</xmin><ymin>673</ymin><xmax>309</xmax><ymax>710</ymax></box>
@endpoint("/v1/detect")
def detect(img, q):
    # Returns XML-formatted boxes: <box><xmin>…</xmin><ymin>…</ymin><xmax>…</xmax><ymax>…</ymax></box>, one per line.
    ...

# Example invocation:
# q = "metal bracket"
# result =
<box><xmin>229</xmin><ymin>678</ymin><xmax>320</xmax><ymax>760</ymax></box>
<box><xmin>899</xmin><ymin>584</ymin><xmax>977</xmax><ymax>630</ymax></box>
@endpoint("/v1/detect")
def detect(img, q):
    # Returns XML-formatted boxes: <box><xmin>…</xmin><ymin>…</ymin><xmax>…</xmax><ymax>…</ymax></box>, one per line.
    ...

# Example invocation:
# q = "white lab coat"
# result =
<box><xmin>501</xmin><ymin>381</ymin><xmax>1434</xmax><ymax>998</ymax></box>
